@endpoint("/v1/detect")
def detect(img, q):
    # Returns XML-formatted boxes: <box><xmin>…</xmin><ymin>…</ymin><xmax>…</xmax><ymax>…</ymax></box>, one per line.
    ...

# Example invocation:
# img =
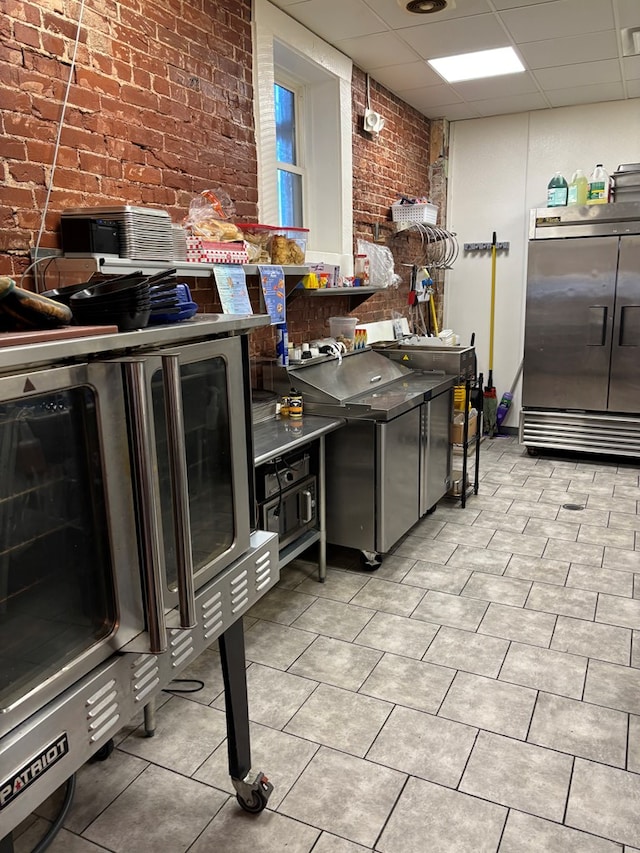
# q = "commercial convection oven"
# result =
<box><xmin>0</xmin><ymin>316</ymin><xmax>279</xmax><ymax>841</ymax></box>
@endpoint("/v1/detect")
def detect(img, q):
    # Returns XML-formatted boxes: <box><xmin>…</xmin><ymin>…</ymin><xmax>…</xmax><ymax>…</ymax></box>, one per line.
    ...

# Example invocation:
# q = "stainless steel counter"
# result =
<box><xmin>253</xmin><ymin>415</ymin><xmax>345</xmax><ymax>581</ymax></box>
<box><xmin>0</xmin><ymin>314</ymin><xmax>271</xmax><ymax>373</ymax></box>
<box><xmin>253</xmin><ymin>414</ymin><xmax>345</xmax><ymax>466</ymax></box>
<box><xmin>350</xmin><ymin>372</ymin><xmax>456</xmax><ymax>418</ymax></box>
<box><xmin>260</xmin><ymin>350</ymin><xmax>458</xmax><ymax>565</ymax></box>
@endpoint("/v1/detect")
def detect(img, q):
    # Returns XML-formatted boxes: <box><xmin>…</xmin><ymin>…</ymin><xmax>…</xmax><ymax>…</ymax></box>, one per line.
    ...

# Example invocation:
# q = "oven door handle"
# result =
<box><xmin>162</xmin><ymin>354</ymin><xmax>197</xmax><ymax>629</ymax></box>
<box><xmin>124</xmin><ymin>359</ymin><xmax>168</xmax><ymax>654</ymax></box>
<box><xmin>299</xmin><ymin>489</ymin><xmax>314</xmax><ymax>524</ymax></box>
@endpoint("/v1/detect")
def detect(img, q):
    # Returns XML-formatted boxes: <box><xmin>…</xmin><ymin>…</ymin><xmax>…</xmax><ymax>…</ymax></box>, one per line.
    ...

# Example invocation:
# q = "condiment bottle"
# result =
<box><xmin>288</xmin><ymin>390</ymin><xmax>303</xmax><ymax>420</ymax></box>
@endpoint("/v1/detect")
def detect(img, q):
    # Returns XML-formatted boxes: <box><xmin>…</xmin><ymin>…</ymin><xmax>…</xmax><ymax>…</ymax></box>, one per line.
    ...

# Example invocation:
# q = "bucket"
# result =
<box><xmin>328</xmin><ymin>316</ymin><xmax>358</xmax><ymax>350</ymax></box>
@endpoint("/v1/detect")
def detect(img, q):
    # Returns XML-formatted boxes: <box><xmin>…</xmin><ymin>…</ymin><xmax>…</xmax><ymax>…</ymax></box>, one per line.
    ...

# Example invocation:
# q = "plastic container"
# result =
<box><xmin>268</xmin><ymin>227</ymin><xmax>308</xmax><ymax>264</ymax></box>
<box><xmin>568</xmin><ymin>169</ymin><xmax>589</xmax><ymax>205</ymax></box>
<box><xmin>354</xmin><ymin>254</ymin><xmax>370</xmax><ymax>286</ymax></box>
<box><xmin>239</xmin><ymin>224</ymin><xmax>308</xmax><ymax>264</ymax></box>
<box><xmin>588</xmin><ymin>164</ymin><xmax>610</xmax><ymax>205</ymax></box>
<box><xmin>547</xmin><ymin>172</ymin><xmax>568</xmax><ymax>207</ymax></box>
<box><xmin>328</xmin><ymin>316</ymin><xmax>358</xmax><ymax>350</ymax></box>
<box><xmin>391</xmin><ymin>202</ymin><xmax>438</xmax><ymax>231</ymax></box>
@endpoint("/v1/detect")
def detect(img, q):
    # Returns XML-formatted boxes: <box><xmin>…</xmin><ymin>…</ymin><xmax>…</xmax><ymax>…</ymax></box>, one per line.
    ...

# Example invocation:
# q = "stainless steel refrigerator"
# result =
<box><xmin>521</xmin><ymin>202</ymin><xmax>640</xmax><ymax>456</ymax></box>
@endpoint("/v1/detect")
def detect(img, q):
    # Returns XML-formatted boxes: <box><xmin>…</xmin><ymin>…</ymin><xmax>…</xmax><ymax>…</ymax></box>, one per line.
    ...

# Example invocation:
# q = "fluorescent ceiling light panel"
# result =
<box><xmin>428</xmin><ymin>47</ymin><xmax>525</xmax><ymax>83</ymax></box>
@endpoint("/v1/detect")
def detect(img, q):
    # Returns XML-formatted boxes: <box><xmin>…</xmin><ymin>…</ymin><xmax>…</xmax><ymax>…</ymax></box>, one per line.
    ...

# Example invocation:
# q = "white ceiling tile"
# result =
<box><xmin>519</xmin><ymin>30</ymin><xmax>619</xmax><ymax>69</ymax></box>
<box><xmin>398</xmin><ymin>83</ymin><xmax>465</xmax><ymax>109</ymax></box>
<box><xmin>499</xmin><ymin>0</ymin><xmax>615</xmax><ymax>43</ymax></box>
<box><xmin>428</xmin><ymin>103</ymin><xmax>483</xmax><ymax>121</ymax></box>
<box><xmin>623</xmin><ymin>55</ymin><xmax>640</xmax><ymax>80</ymax></box>
<box><xmin>266</xmin><ymin>0</ymin><xmax>639</xmax><ymax>121</ymax></box>
<box><xmin>492</xmin><ymin>0</ymin><xmax>557</xmax><ymax>8</ymax></box>
<box><xmin>534</xmin><ymin>58</ymin><xmax>622</xmax><ymax>90</ymax></box>
<box><xmin>546</xmin><ymin>81</ymin><xmax>625</xmax><ymax>107</ymax></box>
<box><xmin>474</xmin><ymin>92</ymin><xmax>549</xmax><ymax>116</ymax></box>
<box><xmin>266</xmin><ymin>0</ymin><xmax>309</xmax><ymax>7</ymax></box>
<box><xmin>334</xmin><ymin>32</ymin><xmax>422</xmax><ymax>71</ymax></box>
<box><xmin>451</xmin><ymin>71</ymin><xmax>539</xmax><ymax>100</ymax></box>
<box><xmin>368</xmin><ymin>60</ymin><xmax>443</xmax><ymax>90</ymax></box>
<box><xmin>615</xmin><ymin>0</ymin><xmax>640</xmax><ymax>29</ymax></box>
<box><xmin>362</xmin><ymin>0</ymin><xmax>492</xmax><ymax>29</ymax></box>
<box><xmin>280</xmin><ymin>0</ymin><xmax>387</xmax><ymax>40</ymax></box>
<box><xmin>397</xmin><ymin>14</ymin><xmax>510</xmax><ymax>60</ymax></box>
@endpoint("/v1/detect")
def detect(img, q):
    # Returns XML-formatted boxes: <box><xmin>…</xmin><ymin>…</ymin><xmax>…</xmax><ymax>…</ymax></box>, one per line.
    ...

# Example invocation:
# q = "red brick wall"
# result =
<box><xmin>0</xmin><ymin>0</ymin><xmax>257</xmax><ymax>278</ymax></box>
<box><xmin>0</xmin><ymin>0</ymin><xmax>434</xmax><ymax>361</ymax></box>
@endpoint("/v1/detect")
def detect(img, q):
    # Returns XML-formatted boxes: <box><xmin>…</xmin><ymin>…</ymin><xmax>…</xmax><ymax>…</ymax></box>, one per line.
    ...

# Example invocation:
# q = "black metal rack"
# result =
<box><xmin>452</xmin><ymin>378</ymin><xmax>481</xmax><ymax>508</ymax></box>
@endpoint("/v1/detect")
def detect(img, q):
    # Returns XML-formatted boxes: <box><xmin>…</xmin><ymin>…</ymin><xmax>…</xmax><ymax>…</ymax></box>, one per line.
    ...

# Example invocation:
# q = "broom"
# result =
<box><xmin>496</xmin><ymin>358</ymin><xmax>523</xmax><ymax>430</ymax></box>
<box><xmin>483</xmin><ymin>232</ymin><xmax>498</xmax><ymax>438</ymax></box>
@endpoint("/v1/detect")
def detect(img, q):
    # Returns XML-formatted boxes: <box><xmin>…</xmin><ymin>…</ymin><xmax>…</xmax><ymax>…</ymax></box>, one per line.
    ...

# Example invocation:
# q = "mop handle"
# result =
<box><xmin>489</xmin><ymin>231</ymin><xmax>497</xmax><ymax>373</ymax></box>
<box><xmin>429</xmin><ymin>292</ymin><xmax>439</xmax><ymax>337</ymax></box>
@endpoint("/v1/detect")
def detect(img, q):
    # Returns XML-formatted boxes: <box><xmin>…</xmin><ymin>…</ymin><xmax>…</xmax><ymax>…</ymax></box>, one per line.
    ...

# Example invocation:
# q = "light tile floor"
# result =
<box><xmin>13</xmin><ymin>437</ymin><xmax>640</xmax><ymax>852</ymax></box>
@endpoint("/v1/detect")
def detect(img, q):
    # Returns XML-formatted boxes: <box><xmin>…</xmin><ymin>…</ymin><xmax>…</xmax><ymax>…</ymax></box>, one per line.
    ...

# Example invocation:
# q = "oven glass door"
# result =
<box><xmin>146</xmin><ymin>337</ymin><xmax>251</xmax><ymax>599</ymax></box>
<box><xmin>0</xmin><ymin>363</ymin><xmax>144</xmax><ymax>735</ymax></box>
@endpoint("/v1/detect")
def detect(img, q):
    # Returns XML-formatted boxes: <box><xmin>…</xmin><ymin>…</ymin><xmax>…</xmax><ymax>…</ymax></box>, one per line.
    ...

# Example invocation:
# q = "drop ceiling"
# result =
<box><xmin>266</xmin><ymin>0</ymin><xmax>640</xmax><ymax>120</ymax></box>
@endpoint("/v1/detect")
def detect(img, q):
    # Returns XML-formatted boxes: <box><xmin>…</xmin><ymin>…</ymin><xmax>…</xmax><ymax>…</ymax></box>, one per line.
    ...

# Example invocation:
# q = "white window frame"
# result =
<box><xmin>252</xmin><ymin>0</ymin><xmax>354</xmax><ymax>271</ymax></box>
<box><xmin>274</xmin><ymin>74</ymin><xmax>305</xmax><ymax>227</ymax></box>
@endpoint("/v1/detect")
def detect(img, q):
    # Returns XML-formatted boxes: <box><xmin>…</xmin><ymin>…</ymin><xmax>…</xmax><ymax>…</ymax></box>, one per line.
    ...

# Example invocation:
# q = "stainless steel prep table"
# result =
<box><xmin>262</xmin><ymin>350</ymin><xmax>456</xmax><ymax>566</ymax></box>
<box><xmin>253</xmin><ymin>415</ymin><xmax>345</xmax><ymax>581</ymax></box>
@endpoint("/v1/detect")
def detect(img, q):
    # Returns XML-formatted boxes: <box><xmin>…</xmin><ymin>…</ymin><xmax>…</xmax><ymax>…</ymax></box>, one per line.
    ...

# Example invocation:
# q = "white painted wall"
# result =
<box><xmin>444</xmin><ymin>98</ymin><xmax>640</xmax><ymax>427</ymax></box>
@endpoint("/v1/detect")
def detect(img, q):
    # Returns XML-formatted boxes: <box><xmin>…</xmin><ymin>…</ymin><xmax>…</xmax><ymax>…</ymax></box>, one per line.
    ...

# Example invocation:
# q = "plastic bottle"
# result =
<box><xmin>275</xmin><ymin>322</ymin><xmax>288</xmax><ymax>366</ymax></box>
<box><xmin>547</xmin><ymin>172</ymin><xmax>568</xmax><ymax>207</ymax></box>
<box><xmin>568</xmin><ymin>169</ymin><xmax>589</xmax><ymax>206</ymax></box>
<box><xmin>587</xmin><ymin>164</ymin><xmax>610</xmax><ymax>204</ymax></box>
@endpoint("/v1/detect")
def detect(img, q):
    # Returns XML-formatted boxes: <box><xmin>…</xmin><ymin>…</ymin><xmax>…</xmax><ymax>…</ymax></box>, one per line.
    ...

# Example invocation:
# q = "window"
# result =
<box><xmin>252</xmin><ymin>0</ymin><xmax>354</xmax><ymax>271</ymax></box>
<box><xmin>275</xmin><ymin>81</ymin><xmax>303</xmax><ymax>227</ymax></box>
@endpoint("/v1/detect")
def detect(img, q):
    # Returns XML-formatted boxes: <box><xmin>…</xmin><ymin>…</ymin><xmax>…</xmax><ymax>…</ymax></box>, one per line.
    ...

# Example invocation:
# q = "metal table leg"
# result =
<box><xmin>318</xmin><ymin>435</ymin><xmax>327</xmax><ymax>583</ymax></box>
<box><xmin>144</xmin><ymin>699</ymin><xmax>157</xmax><ymax>738</ymax></box>
<box><xmin>218</xmin><ymin>619</ymin><xmax>273</xmax><ymax>813</ymax></box>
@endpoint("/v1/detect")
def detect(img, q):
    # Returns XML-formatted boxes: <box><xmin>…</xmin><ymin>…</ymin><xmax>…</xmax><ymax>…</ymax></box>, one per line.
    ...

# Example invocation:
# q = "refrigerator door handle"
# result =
<box><xmin>123</xmin><ymin>359</ymin><xmax>168</xmax><ymax>654</ymax></box>
<box><xmin>619</xmin><ymin>306</ymin><xmax>640</xmax><ymax>347</ymax></box>
<box><xmin>587</xmin><ymin>306</ymin><xmax>608</xmax><ymax>346</ymax></box>
<box><xmin>161</xmin><ymin>354</ymin><xmax>197</xmax><ymax>630</ymax></box>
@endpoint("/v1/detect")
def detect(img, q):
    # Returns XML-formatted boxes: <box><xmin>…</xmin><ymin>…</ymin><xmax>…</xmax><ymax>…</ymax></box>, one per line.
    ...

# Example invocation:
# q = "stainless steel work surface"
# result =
<box><xmin>288</xmin><ymin>348</ymin><xmax>411</xmax><ymax>404</ymax></box>
<box><xmin>529</xmin><ymin>202</ymin><xmax>640</xmax><ymax>239</ymax></box>
<box><xmin>349</xmin><ymin>373</ymin><xmax>455</xmax><ymax>419</ymax></box>
<box><xmin>375</xmin><ymin>343</ymin><xmax>475</xmax><ymax>381</ymax></box>
<box><xmin>0</xmin><ymin>314</ymin><xmax>270</xmax><ymax>373</ymax></box>
<box><xmin>285</xmin><ymin>349</ymin><xmax>454</xmax><ymax>421</ymax></box>
<box><xmin>253</xmin><ymin>415</ymin><xmax>345</xmax><ymax>466</ymax></box>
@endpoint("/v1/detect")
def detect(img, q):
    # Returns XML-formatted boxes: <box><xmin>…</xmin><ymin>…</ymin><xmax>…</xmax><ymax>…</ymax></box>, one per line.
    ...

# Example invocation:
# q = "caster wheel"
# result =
<box><xmin>91</xmin><ymin>739</ymin><xmax>114</xmax><ymax>762</ymax></box>
<box><xmin>425</xmin><ymin>504</ymin><xmax>437</xmax><ymax>515</ymax></box>
<box><xmin>526</xmin><ymin>446</ymin><xmax>538</xmax><ymax>457</ymax></box>
<box><xmin>360</xmin><ymin>551</ymin><xmax>382</xmax><ymax>571</ymax></box>
<box><xmin>237</xmin><ymin>790</ymin><xmax>268</xmax><ymax>814</ymax></box>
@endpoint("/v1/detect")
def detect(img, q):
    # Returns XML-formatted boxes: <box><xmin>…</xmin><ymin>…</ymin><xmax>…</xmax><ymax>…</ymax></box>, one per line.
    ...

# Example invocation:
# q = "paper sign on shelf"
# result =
<box><xmin>258</xmin><ymin>264</ymin><xmax>286</xmax><ymax>325</ymax></box>
<box><xmin>213</xmin><ymin>264</ymin><xmax>253</xmax><ymax>314</ymax></box>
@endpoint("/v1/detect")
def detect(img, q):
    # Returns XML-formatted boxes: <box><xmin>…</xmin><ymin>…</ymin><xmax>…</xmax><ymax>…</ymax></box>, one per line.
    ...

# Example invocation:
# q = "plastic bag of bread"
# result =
<box><xmin>185</xmin><ymin>189</ymin><xmax>244</xmax><ymax>242</ymax></box>
<box><xmin>242</xmin><ymin>225</ymin><xmax>272</xmax><ymax>263</ymax></box>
